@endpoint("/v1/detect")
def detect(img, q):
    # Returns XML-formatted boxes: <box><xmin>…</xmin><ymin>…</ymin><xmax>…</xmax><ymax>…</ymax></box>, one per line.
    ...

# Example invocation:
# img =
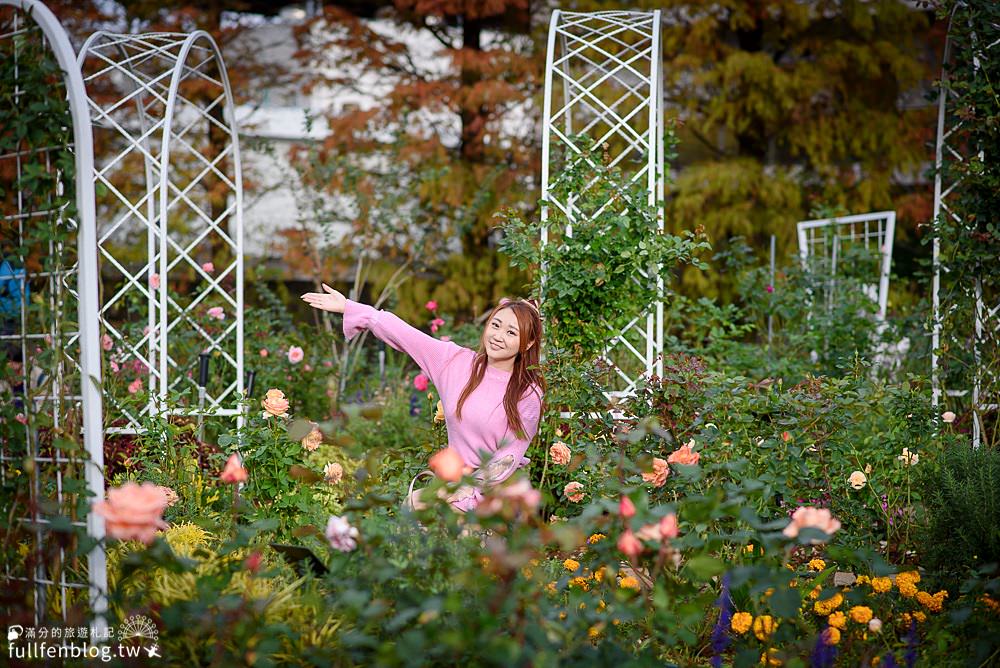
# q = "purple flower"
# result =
<box><xmin>766</xmin><ymin>285</ymin><xmax>774</xmax><ymax>293</ymax></box>
<box><xmin>904</xmin><ymin>621</ymin><xmax>918</xmax><ymax>668</ymax></box>
<box><xmin>709</xmin><ymin>572</ymin><xmax>732</xmax><ymax>667</ymax></box>
<box><xmin>810</xmin><ymin>626</ymin><xmax>838</xmax><ymax>668</ymax></box>
<box><xmin>882</xmin><ymin>654</ymin><xmax>899</xmax><ymax>668</ymax></box>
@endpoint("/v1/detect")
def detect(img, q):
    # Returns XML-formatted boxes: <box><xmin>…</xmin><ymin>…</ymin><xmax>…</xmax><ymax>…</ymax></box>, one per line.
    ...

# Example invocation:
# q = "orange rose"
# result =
<box><xmin>429</xmin><ymin>448</ymin><xmax>464</xmax><ymax>482</ymax></box>
<box><xmin>641</xmin><ymin>457</ymin><xmax>670</xmax><ymax>486</ymax></box>
<box><xmin>667</xmin><ymin>440</ymin><xmax>701</xmax><ymax>466</ymax></box>
<box><xmin>262</xmin><ymin>388</ymin><xmax>289</xmax><ymax>417</ymax></box>
<box><xmin>564</xmin><ymin>481</ymin><xmax>585</xmax><ymax>502</ymax></box>
<box><xmin>549</xmin><ymin>442</ymin><xmax>571</xmax><ymax>465</ymax></box>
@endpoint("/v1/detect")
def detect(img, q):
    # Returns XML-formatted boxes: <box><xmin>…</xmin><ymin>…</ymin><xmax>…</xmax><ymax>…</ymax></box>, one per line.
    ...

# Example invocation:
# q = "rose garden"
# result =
<box><xmin>2</xmin><ymin>1</ymin><xmax>1000</xmax><ymax>667</ymax></box>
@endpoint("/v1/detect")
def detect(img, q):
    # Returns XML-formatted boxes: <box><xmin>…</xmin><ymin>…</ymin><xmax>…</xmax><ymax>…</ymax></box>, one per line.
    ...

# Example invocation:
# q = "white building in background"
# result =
<box><xmin>230</xmin><ymin>7</ymin><xmax>468</xmax><ymax>269</ymax></box>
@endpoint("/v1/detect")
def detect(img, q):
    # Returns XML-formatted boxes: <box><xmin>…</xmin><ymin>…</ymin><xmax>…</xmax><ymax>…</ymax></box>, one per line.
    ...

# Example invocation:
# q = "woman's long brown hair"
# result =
<box><xmin>455</xmin><ymin>299</ymin><xmax>545</xmax><ymax>439</ymax></box>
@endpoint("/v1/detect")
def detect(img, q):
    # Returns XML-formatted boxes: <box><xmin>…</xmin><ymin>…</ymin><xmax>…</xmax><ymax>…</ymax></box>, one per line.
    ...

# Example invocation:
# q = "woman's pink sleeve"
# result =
<box><xmin>476</xmin><ymin>390</ymin><xmax>543</xmax><ymax>486</ymax></box>
<box><xmin>342</xmin><ymin>299</ymin><xmax>461</xmax><ymax>388</ymax></box>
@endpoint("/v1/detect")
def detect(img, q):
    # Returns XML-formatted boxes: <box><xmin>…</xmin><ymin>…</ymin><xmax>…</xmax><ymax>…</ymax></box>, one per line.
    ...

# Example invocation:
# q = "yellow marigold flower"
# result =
<box><xmin>871</xmin><ymin>577</ymin><xmax>892</xmax><ymax>593</ymax></box>
<box><xmin>808</xmin><ymin>559</ymin><xmax>826</xmax><ymax>571</ymax></box>
<box><xmin>898</xmin><ymin>580</ymin><xmax>918</xmax><ymax>598</ymax></box>
<box><xmin>588</xmin><ymin>533</ymin><xmax>607</xmax><ymax>544</ymax></box>
<box><xmin>619</xmin><ymin>576</ymin><xmax>640</xmax><ymax>591</ymax></box>
<box><xmin>731</xmin><ymin>612</ymin><xmax>753</xmax><ymax>634</ymax></box>
<box><xmin>813</xmin><ymin>593</ymin><xmax>843</xmax><ymax>616</ymax></box>
<box><xmin>588</xmin><ymin>625</ymin><xmax>601</xmax><ymax>640</ymax></box>
<box><xmin>981</xmin><ymin>594</ymin><xmax>1000</xmax><ymax>614</ymax></box>
<box><xmin>570</xmin><ymin>576</ymin><xmax>590</xmax><ymax>591</ymax></box>
<box><xmin>579</xmin><ymin>602</ymin><xmax>587</xmax><ymax>610</ymax></box>
<box><xmin>849</xmin><ymin>606</ymin><xmax>873</xmax><ymax>625</ymax></box>
<box><xmin>897</xmin><ymin>570</ymin><xmax>921</xmax><ymax>585</ymax></box>
<box><xmin>790</xmin><ymin>579</ymin><xmax>798</xmax><ymax>588</ymax></box>
<box><xmin>913</xmin><ymin>611</ymin><xmax>926</xmax><ymax>623</ymax></box>
<box><xmin>593</xmin><ymin>567</ymin><xmax>607</xmax><ymax>583</ymax></box>
<box><xmin>521</xmin><ymin>566</ymin><xmax>534</xmax><ymax>579</ymax></box>
<box><xmin>900</xmin><ymin>612</ymin><xmax>912</xmax><ymax>626</ymax></box>
<box><xmin>808</xmin><ymin>585</ymin><xmax>822</xmax><ymax>600</ymax></box>
<box><xmin>612</xmin><ymin>618</ymin><xmax>621</xmax><ymax>626</ymax></box>
<box><xmin>597</xmin><ymin>600</ymin><xmax>606</xmax><ymax>611</ymax></box>
<box><xmin>822</xmin><ymin>627</ymin><xmax>841</xmax><ymax>645</ymax></box>
<box><xmin>760</xmin><ymin>648</ymin><xmax>783</xmax><ymax>666</ymax></box>
<box><xmin>559</xmin><ymin>611</ymin><xmax>567</xmax><ymax>620</ymax></box>
<box><xmin>828</xmin><ymin>611</ymin><xmax>847</xmax><ymax>629</ymax></box>
<box><xmin>753</xmin><ymin>615</ymin><xmax>777</xmax><ymax>641</ymax></box>
<box><xmin>546</xmin><ymin>581</ymin><xmax>558</xmax><ymax>594</ymax></box>
<box><xmin>855</xmin><ymin>575</ymin><xmax>870</xmax><ymax>586</ymax></box>
<box><xmin>564</xmin><ymin>558</ymin><xmax>581</xmax><ymax>572</ymax></box>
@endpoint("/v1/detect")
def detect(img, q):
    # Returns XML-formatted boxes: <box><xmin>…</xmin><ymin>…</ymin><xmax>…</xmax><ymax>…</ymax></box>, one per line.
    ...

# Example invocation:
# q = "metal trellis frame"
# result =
<box><xmin>931</xmin><ymin>4</ymin><xmax>1000</xmax><ymax>448</ymax></box>
<box><xmin>540</xmin><ymin>9</ymin><xmax>665</xmax><ymax>399</ymax></box>
<box><xmin>0</xmin><ymin>0</ymin><xmax>106</xmax><ymax>628</ymax></box>
<box><xmin>77</xmin><ymin>30</ymin><xmax>245</xmax><ymax>433</ymax></box>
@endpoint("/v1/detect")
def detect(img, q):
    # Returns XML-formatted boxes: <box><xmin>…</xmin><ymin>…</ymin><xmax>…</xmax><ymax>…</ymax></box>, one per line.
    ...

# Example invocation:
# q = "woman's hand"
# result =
<box><xmin>300</xmin><ymin>284</ymin><xmax>347</xmax><ymax>314</ymax></box>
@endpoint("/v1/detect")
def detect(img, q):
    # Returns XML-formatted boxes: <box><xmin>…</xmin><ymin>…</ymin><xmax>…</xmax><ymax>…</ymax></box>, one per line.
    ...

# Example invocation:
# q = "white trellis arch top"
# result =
<box><xmin>795</xmin><ymin>211</ymin><xmax>896</xmax><ymax>320</ymax></box>
<box><xmin>77</xmin><ymin>31</ymin><xmax>244</xmax><ymax>431</ymax></box>
<box><xmin>540</xmin><ymin>10</ymin><xmax>665</xmax><ymax>397</ymax></box>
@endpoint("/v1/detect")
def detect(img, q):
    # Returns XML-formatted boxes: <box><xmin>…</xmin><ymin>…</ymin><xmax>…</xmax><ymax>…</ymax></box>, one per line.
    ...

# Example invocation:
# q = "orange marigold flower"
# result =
<box><xmin>828</xmin><ymin>611</ymin><xmax>847</xmax><ymax>629</ymax></box>
<box><xmin>753</xmin><ymin>615</ymin><xmax>777</xmax><ymax>641</ymax></box>
<box><xmin>871</xmin><ymin>577</ymin><xmax>892</xmax><ymax>593</ymax></box>
<box><xmin>849</xmin><ymin>606</ymin><xmax>873</xmax><ymax>625</ymax></box>
<box><xmin>731</xmin><ymin>612</ymin><xmax>752</xmax><ymax>634</ymax></box>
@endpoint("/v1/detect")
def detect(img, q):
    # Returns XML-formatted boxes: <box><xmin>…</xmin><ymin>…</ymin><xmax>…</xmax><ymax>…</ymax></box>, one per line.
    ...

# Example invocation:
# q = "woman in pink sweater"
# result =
<box><xmin>300</xmin><ymin>285</ymin><xmax>545</xmax><ymax>512</ymax></box>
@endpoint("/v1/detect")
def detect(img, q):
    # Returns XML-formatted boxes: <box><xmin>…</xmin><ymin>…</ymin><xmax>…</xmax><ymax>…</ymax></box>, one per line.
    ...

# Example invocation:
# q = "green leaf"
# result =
<box><xmin>683</xmin><ymin>555</ymin><xmax>726</xmax><ymax>580</ymax></box>
<box><xmin>286</xmin><ymin>419</ymin><xmax>315</xmax><ymax>442</ymax></box>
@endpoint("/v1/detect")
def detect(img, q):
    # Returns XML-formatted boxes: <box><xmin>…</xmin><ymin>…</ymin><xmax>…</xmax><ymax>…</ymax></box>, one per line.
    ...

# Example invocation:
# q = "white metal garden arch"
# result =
<box><xmin>77</xmin><ymin>30</ymin><xmax>245</xmax><ymax>432</ymax></box>
<box><xmin>795</xmin><ymin>211</ymin><xmax>896</xmax><ymax>321</ymax></box>
<box><xmin>540</xmin><ymin>9</ymin><xmax>665</xmax><ymax>398</ymax></box>
<box><xmin>0</xmin><ymin>0</ymin><xmax>106</xmax><ymax>626</ymax></box>
<box><xmin>931</xmin><ymin>4</ymin><xmax>1000</xmax><ymax>448</ymax></box>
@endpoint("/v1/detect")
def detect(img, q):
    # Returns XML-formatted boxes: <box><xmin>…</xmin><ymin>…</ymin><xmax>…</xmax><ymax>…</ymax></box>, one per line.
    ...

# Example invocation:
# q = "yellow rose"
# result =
<box><xmin>731</xmin><ymin>612</ymin><xmax>753</xmax><ymax>634</ymax></box>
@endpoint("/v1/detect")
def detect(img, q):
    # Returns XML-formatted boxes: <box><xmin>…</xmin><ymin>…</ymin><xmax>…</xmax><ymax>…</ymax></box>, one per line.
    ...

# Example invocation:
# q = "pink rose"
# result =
<box><xmin>301</xmin><ymin>425</ymin><xmax>323</xmax><ymax>452</ymax></box>
<box><xmin>287</xmin><ymin>346</ymin><xmax>304</xmax><ymax>364</ymax></box>
<box><xmin>477</xmin><ymin>477</ymin><xmax>541</xmax><ymax>517</ymax></box>
<box><xmin>323</xmin><ymin>360</ymin><xmax>333</xmax><ymax>367</ymax></box>
<box><xmin>425</xmin><ymin>300</ymin><xmax>438</xmax><ymax>311</ymax></box>
<box><xmin>782</xmin><ymin>506</ymin><xmax>842</xmax><ymax>543</ymax></box>
<box><xmin>549</xmin><ymin>442</ymin><xmax>571</xmax><ymax>465</ymax></box>
<box><xmin>766</xmin><ymin>285</ymin><xmax>774</xmax><ymax>293</ymax></box>
<box><xmin>110</xmin><ymin>361</ymin><xmax>119</xmax><ymax>373</ymax></box>
<box><xmin>207</xmin><ymin>306</ymin><xmax>225</xmax><ymax>320</ymax></box>
<box><xmin>259</xmin><ymin>348</ymin><xmax>268</xmax><ymax>357</ymax></box>
<box><xmin>261</xmin><ymin>388</ymin><xmax>289</xmax><ymax>417</ymax></box>
<box><xmin>92</xmin><ymin>482</ymin><xmax>169</xmax><ymax>544</ymax></box>
<box><xmin>430</xmin><ymin>317</ymin><xmax>445</xmax><ymax>333</ymax></box>
<box><xmin>220</xmin><ymin>453</ymin><xmax>248</xmax><ymax>484</ymax></box>
<box><xmin>564</xmin><ymin>481</ymin><xmax>585</xmax><ymax>502</ymax></box>
<box><xmin>157</xmin><ymin>485</ymin><xmax>179</xmax><ymax>507</ymax></box>
<box><xmin>641</xmin><ymin>457</ymin><xmax>670</xmax><ymax>487</ymax></box>
<box><xmin>413</xmin><ymin>373</ymin><xmax>429</xmax><ymax>392</ymax></box>
<box><xmin>617</xmin><ymin>529</ymin><xmax>643</xmax><ymax>558</ymax></box>
<box><xmin>619</xmin><ymin>495</ymin><xmax>636</xmax><ymax>519</ymax></box>
<box><xmin>429</xmin><ymin>448</ymin><xmax>464</xmax><ymax>482</ymax></box>
<box><xmin>667</xmin><ymin>440</ymin><xmax>700</xmax><ymax>466</ymax></box>
<box><xmin>127</xmin><ymin>378</ymin><xmax>143</xmax><ymax>394</ymax></box>
<box><xmin>244</xmin><ymin>550</ymin><xmax>262</xmax><ymax>574</ymax></box>
<box><xmin>325</xmin><ymin>515</ymin><xmax>359</xmax><ymax>552</ymax></box>
<box><xmin>149</xmin><ymin>273</ymin><xmax>160</xmax><ymax>289</ymax></box>
<box><xmin>942</xmin><ymin>411</ymin><xmax>956</xmax><ymax>423</ymax></box>
<box><xmin>636</xmin><ymin>513</ymin><xmax>679</xmax><ymax>542</ymax></box>
<box><xmin>324</xmin><ymin>462</ymin><xmax>344</xmax><ymax>484</ymax></box>
<box><xmin>201</xmin><ymin>262</ymin><xmax>214</xmax><ymax>273</ymax></box>
<box><xmin>101</xmin><ymin>334</ymin><xmax>113</xmax><ymax>351</ymax></box>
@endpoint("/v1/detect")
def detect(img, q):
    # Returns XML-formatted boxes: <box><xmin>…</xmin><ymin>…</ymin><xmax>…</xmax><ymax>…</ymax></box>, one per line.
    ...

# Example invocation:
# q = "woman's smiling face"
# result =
<box><xmin>483</xmin><ymin>307</ymin><xmax>524</xmax><ymax>365</ymax></box>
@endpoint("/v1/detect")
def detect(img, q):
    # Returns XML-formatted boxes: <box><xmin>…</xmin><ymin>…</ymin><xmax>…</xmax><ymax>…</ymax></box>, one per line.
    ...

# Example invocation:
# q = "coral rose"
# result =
<box><xmin>549</xmin><ymin>441</ymin><xmax>571</xmax><ymax>465</ymax></box>
<box><xmin>667</xmin><ymin>440</ymin><xmax>700</xmax><ymax>466</ymax></box>
<box><xmin>564</xmin><ymin>481</ymin><xmax>585</xmax><ymax>502</ymax></box>
<box><xmin>636</xmin><ymin>513</ymin><xmax>679</xmax><ymax>542</ymax></box>
<box><xmin>942</xmin><ymin>411</ymin><xmax>956</xmax><ymax>423</ymax></box>
<box><xmin>641</xmin><ymin>457</ymin><xmax>670</xmax><ymax>487</ymax></box>
<box><xmin>92</xmin><ymin>482</ymin><xmax>169</xmax><ymax>544</ymax></box>
<box><xmin>617</xmin><ymin>529</ymin><xmax>643</xmax><ymax>558</ymax></box>
<box><xmin>848</xmin><ymin>470</ymin><xmax>867</xmax><ymax>490</ymax></box>
<box><xmin>220</xmin><ymin>453</ymin><xmax>248</xmax><ymax>484</ymax></box>
<box><xmin>301</xmin><ymin>426</ymin><xmax>323</xmax><ymax>452</ymax></box>
<box><xmin>429</xmin><ymin>448</ymin><xmax>464</xmax><ymax>482</ymax></box>
<box><xmin>262</xmin><ymin>388</ymin><xmax>289</xmax><ymax>417</ymax></box>
<box><xmin>287</xmin><ymin>346</ymin><xmax>304</xmax><ymax>364</ymax></box>
<box><xmin>619</xmin><ymin>495</ymin><xmax>636</xmax><ymax>518</ymax></box>
<box><xmin>782</xmin><ymin>506</ymin><xmax>841</xmax><ymax>543</ymax></box>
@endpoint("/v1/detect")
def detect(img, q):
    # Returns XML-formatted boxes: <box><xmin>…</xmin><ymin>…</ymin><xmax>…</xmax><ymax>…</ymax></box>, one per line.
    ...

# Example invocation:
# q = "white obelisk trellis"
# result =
<box><xmin>931</xmin><ymin>5</ymin><xmax>1000</xmax><ymax>448</ymax></box>
<box><xmin>795</xmin><ymin>211</ymin><xmax>896</xmax><ymax>320</ymax></box>
<box><xmin>540</xmin><ymin>10</ymin><xmax>665</xmax><ymax>397</ymax></box>
<box><xmin>77</xmin><ymin>31</ymin><xmax>244</xmax><ymax>432</ymax></box>
<box><xmin>0</xmin><ymin>0</ymin><xmax>106</xmax><ymax>626</ymax></box>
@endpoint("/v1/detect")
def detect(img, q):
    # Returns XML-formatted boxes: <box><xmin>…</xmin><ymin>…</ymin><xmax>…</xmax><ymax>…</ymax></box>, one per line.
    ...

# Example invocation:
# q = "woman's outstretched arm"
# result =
<box><xmin>301</xmin><ymin>284</ymin><xmax>460</xmax><ymax>388</ymax></box>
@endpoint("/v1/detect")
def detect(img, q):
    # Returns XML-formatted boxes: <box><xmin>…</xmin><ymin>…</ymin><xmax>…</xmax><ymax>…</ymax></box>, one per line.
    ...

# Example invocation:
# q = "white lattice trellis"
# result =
<box><xmin>0</xmin><ymin>0</ymin><xmax>106</xmax><ymax>627</ymax></box>
<box><xmin>77</xmin><ymin>30</ymin><xmax>244</xmax><ymax>432</ymax></box>
<box><xmin>796</xmin><ymin>211</ymin><xmax>896</xmax><ymax>321</ymax></box>
<box><xmin>931</xmin><ymin>4</ymin><xmax>1000</xmax><ymax>448</ymax></box>
<box><xmin>540</xmin><ymin>10</ymin><xmax>664</xmax><ymax>398</ymax></box>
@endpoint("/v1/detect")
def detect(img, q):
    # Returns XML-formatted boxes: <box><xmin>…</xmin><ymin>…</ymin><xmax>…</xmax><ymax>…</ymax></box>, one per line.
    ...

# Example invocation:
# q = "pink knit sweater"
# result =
<box><xmin>343</xmin><ymin>300</ymin><xmax>542</xmax><ymax>511</ymax></box>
